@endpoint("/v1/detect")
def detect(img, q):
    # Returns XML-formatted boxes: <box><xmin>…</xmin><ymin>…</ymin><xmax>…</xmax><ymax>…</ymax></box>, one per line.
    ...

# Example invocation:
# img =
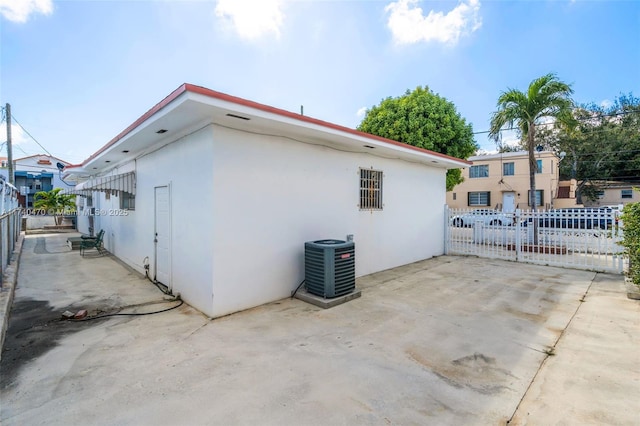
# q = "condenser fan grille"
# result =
<box><xmin>305</xmin><ymin>240</ymin><xmax>355</xmax><ymax>298</ymax></box>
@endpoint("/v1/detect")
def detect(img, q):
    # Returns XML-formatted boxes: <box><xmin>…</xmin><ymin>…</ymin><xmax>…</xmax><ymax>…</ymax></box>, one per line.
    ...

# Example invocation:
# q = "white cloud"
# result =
<box><xmin>501</xmin><ymin>133</ymin><xmax>521</xmax><ymax>148</ymax></box>
<box><xmin>385</xmin><ymin>0</ymin><xmax>482</xmax><ymax>45</ymax></box>
<box><xmin>0</xmin><ymin>0</ymin><xmax>52</xmax><ymax>23</ymax></box>
<box><xmin>600</xmin><ymin>99</ymin><xmax>613</xmax><ymax>109</ymax></box>
<box><xmin>0</xmin><ymin>123</ymin><xmax>29</xmax><ymax>146</ymax></box>
<box><xmin>215</xmin><ymin>0</ymin><xmax>284</xmax><ymax>40</ymax></box>
<box><xmin>356</xmin><ymin>106</ymin><xmax>367</xmax><ymax>118</ymax></box>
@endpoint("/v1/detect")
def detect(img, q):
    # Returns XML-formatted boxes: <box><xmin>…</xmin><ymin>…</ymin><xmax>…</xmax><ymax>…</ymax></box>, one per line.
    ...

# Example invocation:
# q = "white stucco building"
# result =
<box><xmin>65</xmin><ymin>84</ymin><xmax>469</xmax><ymax>318</ymax></box>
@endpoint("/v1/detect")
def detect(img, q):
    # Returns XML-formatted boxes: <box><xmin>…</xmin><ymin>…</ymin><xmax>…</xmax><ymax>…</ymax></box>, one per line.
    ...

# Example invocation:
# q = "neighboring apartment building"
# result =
<box><xmin>582</xmin><ymin>181</ymin><xmax>639</xmax><ymax>207</ymax></box>
<box><xmin>446</xmin><ymin>151</ymin><xmax>579</xmax><ymax>211</ymax></box>
<box><xmin>13</xmin><ymin>155</ymin><xmax>71</xmax><ymax>208</ymax></box>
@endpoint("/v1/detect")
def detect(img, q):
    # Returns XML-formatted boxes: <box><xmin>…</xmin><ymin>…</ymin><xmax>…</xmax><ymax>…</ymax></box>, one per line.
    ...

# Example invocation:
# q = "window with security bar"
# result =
<box><xmin>120</xmin><ymin>192</ymin><xmax>135</xmax><ymax>210</ymax></box>
<box><xmin>360</xmin><ymin>168</ymin><xmax>383</xmax><ymax>210</ymax></box>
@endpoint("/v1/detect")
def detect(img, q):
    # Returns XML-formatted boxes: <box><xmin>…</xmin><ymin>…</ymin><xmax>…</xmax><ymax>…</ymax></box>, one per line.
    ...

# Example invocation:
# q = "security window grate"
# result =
<box><xmin>360</xmin><ymin>169</ymin><xmax>383</xmax><ymax>210</ymax></box>
<box><xmin>468</xmin><ymin>191</ymin><xmax>490</xmax><ymax>206</ymax></box>
<box><xmin>527</xmin><ymin>189</ymin><xmax>544</xmax><ymax>206</ymax></box>
<box><xmin>120</xmin><ymin>192</ymin><xmax>135</xmax><ymax>210</ymax></box>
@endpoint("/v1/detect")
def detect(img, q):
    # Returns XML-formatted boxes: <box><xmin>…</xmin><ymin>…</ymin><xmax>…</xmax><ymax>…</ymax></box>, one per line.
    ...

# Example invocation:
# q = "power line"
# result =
<box><xmin>565</xmin><ymin>148</ymin><xmax>640</xmax><ymax>156</ymax></box>
<box><xmin>579</xmin><ymin>175</ymin><xmax>640</xmax><ymax>181</ymax></box>
<box><xmin>14</xmin><ymin>144</ymin><xmax>30</xmax><ymax>156</ymax></box>
<box><xmin>9</xmin><ymin>113</ymin><xmax>53</xmax><ymax>157</ymax></box>
<box><xmin>474</xmin><ymin>109</ymin><xmax>639</xmax><ymax>135</ymax></box>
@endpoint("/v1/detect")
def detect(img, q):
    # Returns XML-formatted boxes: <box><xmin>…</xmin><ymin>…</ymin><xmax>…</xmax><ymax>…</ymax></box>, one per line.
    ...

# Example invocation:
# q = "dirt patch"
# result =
<box><xmin>0</xmin><ymin>298</ymin><xmax>99</xmax><ymax>389</ymax></box>
<box><xmin>407</xmin><ymin>348</ymin><xmax>513</xmax><ymax>395</ymax></box>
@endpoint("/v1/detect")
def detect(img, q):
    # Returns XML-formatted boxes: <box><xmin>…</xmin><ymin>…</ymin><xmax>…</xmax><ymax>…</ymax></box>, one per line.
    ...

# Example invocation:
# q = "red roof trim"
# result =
<box><xmin>183</xmin><ymin>84</ymin><xmax>470</xmax><ymax>165</ymax></box>
<box><xmin>14</xmin><ymin>154</ymin><xmax>70</xmax><ymax>164</ymax></box>
<box><xmin>80</xmin><ymin>84</ymin><xmax>189</xmax><ymax>166</ymax></box>
<box><xmin>78</xmin><ymin>83</ymin><xmax>471</xmax><ymax>167</ymax></box>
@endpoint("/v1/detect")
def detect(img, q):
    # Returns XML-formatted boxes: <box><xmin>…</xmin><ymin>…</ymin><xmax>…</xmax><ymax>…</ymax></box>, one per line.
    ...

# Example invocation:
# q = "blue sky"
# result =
<box><xmin>1</xmin><ymin>0</ymin><xmax>638</xmax><ymax>164</ymax></box>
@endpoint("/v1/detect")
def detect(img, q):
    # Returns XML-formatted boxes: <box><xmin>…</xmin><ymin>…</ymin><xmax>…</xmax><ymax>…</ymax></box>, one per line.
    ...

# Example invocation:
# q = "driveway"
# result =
<box><xmin>1</xmin><ymin>234</ymin><xmax>638</xmax><ymax>425</ymax></box>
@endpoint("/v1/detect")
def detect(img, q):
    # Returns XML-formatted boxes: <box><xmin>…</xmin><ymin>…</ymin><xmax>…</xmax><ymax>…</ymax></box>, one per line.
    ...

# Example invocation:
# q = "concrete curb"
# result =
<box><xmin>0</xmin><ymin>232</ymin><xmax>25</xmax><ymax>361</ymax></box>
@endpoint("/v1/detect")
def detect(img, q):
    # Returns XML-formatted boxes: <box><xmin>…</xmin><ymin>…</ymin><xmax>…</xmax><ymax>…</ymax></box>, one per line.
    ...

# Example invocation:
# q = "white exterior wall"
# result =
<box><xmin>210</xmin><ymin>126</ymin><xmax>445</xmax><ymax>317</ymax></box>
<box><xmin>77</xmin><ymin>126</ymin><xmax>215</xmax><ymax>316</ymax></box>
<box><xmin>76</xmin><ymin>198</ymin><xmax>92</xmax><ymax>234</ymax></box>
<box><xmin>78</xmin><ymin>124</ymin><xmax>448</xmax><ymax>319</ymax></box>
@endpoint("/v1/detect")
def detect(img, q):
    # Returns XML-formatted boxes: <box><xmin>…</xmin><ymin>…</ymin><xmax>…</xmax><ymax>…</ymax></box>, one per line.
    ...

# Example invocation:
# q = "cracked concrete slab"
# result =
<box><xmin>1</xmin><ymin>234</ymin><xmax>636</xmax><ymax>425</ymax></box>
<box><xmin>509</xmin><ymin>273</ymin><xmax>640</xmax><ymax>425</ymax></box>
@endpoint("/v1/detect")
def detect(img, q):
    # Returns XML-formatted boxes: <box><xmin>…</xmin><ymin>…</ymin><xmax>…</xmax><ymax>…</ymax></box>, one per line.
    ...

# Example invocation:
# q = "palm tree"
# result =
<box><xmin>489</xmin><ymin>73</ymin><xmax>574</xmax><ymax>211</ymax></box>
<box><xmin>34</xmin><ymin>188</ymin><xmax>76</xmax><ymax>225</ymax></box>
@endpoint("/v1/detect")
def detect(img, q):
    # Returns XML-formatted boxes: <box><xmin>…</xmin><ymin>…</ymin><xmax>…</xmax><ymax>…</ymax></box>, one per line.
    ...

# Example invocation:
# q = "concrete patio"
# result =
<box><xmin>1</xmin><ymin>233</ymin><xmax>638</xmax><ymax>425</ymax></box>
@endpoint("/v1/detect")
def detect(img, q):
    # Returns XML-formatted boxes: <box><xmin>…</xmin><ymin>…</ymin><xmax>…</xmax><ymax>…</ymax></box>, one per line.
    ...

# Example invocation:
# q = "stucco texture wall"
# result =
<box><xmin>80</xmin><ymin>126</ymin><xmax>215</xmax><ymax>316</ymax></box>
<box><xmin>77</xmin><ymin>124</ymin><xmax>448</xmax><ymax>318</ymax></box>
<box><xmin>209</xmin><ymin>125</ymin><xmax>446</xmax><ymax>317</ymax></box>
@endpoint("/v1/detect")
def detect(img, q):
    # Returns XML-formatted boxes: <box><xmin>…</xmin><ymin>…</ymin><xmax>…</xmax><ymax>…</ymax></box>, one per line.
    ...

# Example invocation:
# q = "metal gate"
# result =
<box><xmin>444</xmin><ymin>207</ymin><xmax>625</xmax><ymax>273</ymax></box>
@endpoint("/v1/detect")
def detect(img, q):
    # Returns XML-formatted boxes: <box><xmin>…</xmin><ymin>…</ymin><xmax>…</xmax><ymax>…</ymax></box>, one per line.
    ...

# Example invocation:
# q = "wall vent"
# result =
<box><xmin>305</xmin><ymin>239</ymin><xmax>355</xmax><ymax>298</ymax></box>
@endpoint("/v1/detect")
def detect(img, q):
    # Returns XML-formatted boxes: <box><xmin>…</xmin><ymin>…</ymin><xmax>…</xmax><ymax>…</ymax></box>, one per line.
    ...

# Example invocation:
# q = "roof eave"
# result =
<box><xmin>78</xmin><ymin>83</ymin><xmax>471</xmax><ymax>171</ymax></box>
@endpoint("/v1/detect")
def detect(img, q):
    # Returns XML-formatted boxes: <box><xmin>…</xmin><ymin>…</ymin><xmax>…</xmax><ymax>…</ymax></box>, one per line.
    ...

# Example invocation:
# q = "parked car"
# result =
<box><xmin>450</xmin><ymin>209</ymin><xmax>514</xmax><ymax>227</ymax></box>
<box><xmin>525</xmin><ymin>207</ymin><xmax>615</xmax><ymax>229</ymax></box>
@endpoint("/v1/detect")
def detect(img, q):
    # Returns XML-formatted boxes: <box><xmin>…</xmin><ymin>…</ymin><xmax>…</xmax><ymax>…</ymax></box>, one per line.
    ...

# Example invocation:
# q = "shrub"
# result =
<box><xmin>621</xmin><ymin>198</ymin><xmax>640</xmax><ymax>286</ymax></box>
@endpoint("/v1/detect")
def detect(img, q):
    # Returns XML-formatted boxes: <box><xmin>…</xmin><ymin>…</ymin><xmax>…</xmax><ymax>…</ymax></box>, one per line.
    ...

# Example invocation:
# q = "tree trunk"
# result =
<box><xmin>528</xmin><ymin>123</ymin><xmax>538</xmax><ymax>244</ymax></box>
<box><xmin>575</xmin><ymin>179</ymin><xmax>588</xmax><ymax>205</ymax></box>
<box><xmin>571</xmin><ymin>149</ymin><xmax>578</xmax><ymax>180</ymax></box>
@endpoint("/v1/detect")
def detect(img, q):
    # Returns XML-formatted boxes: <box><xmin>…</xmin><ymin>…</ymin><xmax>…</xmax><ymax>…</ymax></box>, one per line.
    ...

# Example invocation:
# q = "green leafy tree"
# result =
<box><xmin>357</xmin><ymin>86</ymin><xmax>477</xmax><ymax>191</ymax></box>
<box><xmin>34</xmin><ymin>188</ymin><xmax>76</xmax><ymax>225</ymax></box>
<box><xmin>621</xmin><ymin>196</ymin><xmax>640</xmax><ymax>287</ymax></box>
<box><xmin>552</xmin><ymin>94</ymin><xmax>640</xmax><ymax>202</ymax></box>
<box><xmin>496</xmin><ymin>144</ymin><xmax>524</xmax><ymax>153</ymax></box>
<box><xmin>489</xmin><ymin>73</ymin><xmax>574</xmax><ymax>211</ymax></box>
<box><xmin>494</xmin><ymin>92</ymin><xmax>640</xmax><ymax>204</ymax></box>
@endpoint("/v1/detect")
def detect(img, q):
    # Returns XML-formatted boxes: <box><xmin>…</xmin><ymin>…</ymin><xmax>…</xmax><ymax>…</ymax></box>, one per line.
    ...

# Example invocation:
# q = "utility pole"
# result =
<box><xmin>6</xmin><ymin>103</ymin><xmax>14</xmax><ymax>185</ymax></box>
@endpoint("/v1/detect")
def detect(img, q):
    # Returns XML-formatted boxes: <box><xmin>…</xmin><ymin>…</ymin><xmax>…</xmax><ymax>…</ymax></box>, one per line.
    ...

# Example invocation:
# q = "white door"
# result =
<box><xmin>154</xmin><ymin>186</ymin><xmax>171</xmax><ymax>286</ymax></box>
<box><xmin>502</xmin><ymin>192</ymin><xmax>516</xmax><ymax>213</ymax></box>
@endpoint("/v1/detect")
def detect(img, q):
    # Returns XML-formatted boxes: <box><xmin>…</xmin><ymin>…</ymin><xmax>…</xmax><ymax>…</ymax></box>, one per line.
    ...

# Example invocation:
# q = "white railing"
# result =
<box><xmin>0</xmin><ymin>179</ymin><xmax>21</xmax><ymax>285</ymax></box>
<box><xmin>445</xmin><ymin>207</ymin><xmax>624</xmax><ymax>274</ymax></box>
<box><xmin>1</xmin><ymin>179</ymin><xmax>19</xmax><ymax>216</ymax></box>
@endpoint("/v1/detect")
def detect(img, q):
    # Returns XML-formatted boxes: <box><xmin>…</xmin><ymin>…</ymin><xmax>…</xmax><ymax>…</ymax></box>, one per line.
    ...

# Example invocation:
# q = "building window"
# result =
<box><xmin>621</xmin><ymin>189</ymin><xmax>633</xmax><ymax>199</ymax></box>
<box><xmin>536</xmin><ymin>159</ymin><xmax>542</xmax><ymax>174</ymax></box>
<box><xmin>468</xmin><ymin>191</ymin><xmax>490</xmax><ymax>207</ymax></box>
<box><xmin>120</xmin><ymin>192</ymin><xmax>135</xmax><ymax>210</ymax></box>
<box><xmin>528</xmin><ymin>190</ymin><xmax>544</xmax><ymax>206</ymax></box>
<box><xmin>469</xmin><ymin>165</ymin><xmax>489</xmax><ymax>178</ymax></box>
<box><xmin>452</xmin><ymin>192</ymin><xmax>457</xmax><ymax>201</ymax></box>
<box><xmin>359</xmin><ymin>169</ymin><xmax>383</xmax><ymax>210</ymax></box>
<box><xmin>597</xmin><ymin>190</ymin><xmax>605</xmax><ymax>198</ymax></box>
<box><xmin>503</xmin><ymin>162</ymin><xmax>514</xmax><ymax>176</ymax></box>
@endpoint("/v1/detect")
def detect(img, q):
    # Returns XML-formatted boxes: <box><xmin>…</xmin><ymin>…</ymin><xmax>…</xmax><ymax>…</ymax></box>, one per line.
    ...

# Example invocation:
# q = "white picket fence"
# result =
<box><xmin>445</xmin><ymin>207</ymin><xmax>625</xmax><ymax>273</ymax></box>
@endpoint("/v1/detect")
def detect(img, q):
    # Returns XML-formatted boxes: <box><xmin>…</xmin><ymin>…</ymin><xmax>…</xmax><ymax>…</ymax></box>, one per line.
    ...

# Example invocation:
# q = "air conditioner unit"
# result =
<box><xmin>305</xmin><ymin>239</ymin><xmax>355</xmax><ymax>298</ymax></box>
